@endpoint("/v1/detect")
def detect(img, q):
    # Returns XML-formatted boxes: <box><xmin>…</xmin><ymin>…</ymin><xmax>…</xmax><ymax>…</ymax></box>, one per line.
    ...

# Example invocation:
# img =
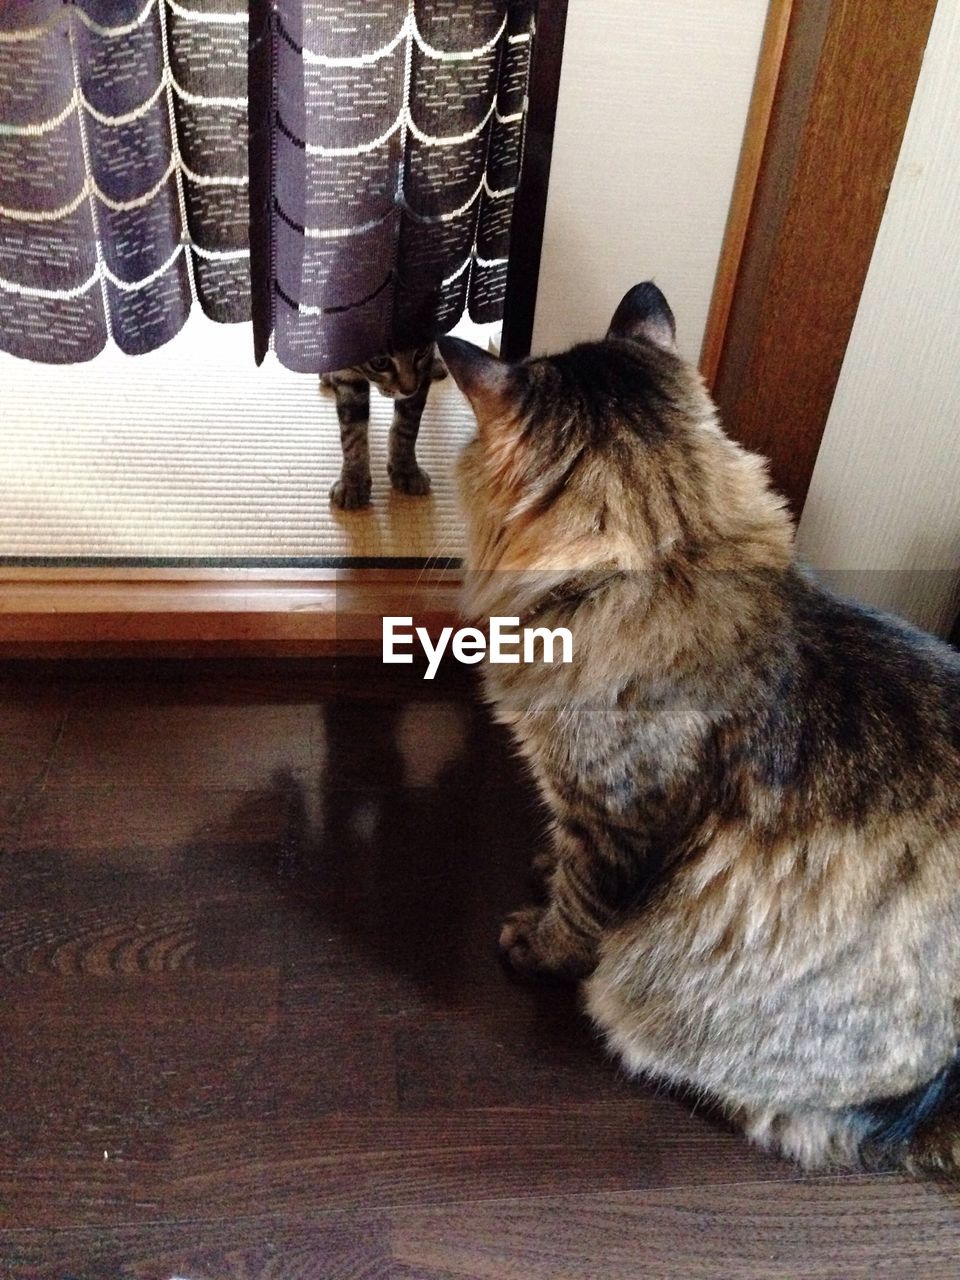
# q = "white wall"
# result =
<box><xmin>530</xmin><ymin>0</ymin><xmax>770</xmax><ymax>362</ymax></box>
<box><xmin>796</xmin><ymin>0</ymin><xmax>960</xmax><ymax>636</ymax></box>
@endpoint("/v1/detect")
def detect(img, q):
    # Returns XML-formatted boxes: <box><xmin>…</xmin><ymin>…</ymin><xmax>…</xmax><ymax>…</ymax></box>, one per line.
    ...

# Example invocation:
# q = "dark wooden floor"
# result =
<box><xmin>2</xmin><ymin>660</ymin><xmax>959</xmax><ymax>1278</ymax></box>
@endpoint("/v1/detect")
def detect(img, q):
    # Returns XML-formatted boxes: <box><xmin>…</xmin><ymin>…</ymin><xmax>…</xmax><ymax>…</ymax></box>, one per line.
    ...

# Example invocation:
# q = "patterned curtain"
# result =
<box><xmin>250</xmin><ymin>1</ymin><xmax>534</xmax><ymax>370</ymax></box>
<box><xmin>0</xmin><ymin>0</ymin><xmax>250</xmax><ymax>363</ymax></box>
<box><xmin>0</xmin><ymin>0</ymin><xmax>534</xmax><ymax>370</ymax></box>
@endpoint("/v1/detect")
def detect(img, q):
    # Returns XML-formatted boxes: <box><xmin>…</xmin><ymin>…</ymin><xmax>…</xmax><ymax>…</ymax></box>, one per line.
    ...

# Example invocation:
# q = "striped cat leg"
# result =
<box><xmin>500</xmin><ymin>820</ymin><xmax>620</xmax><ymax>978</ymax></box>
<box><xmin>330</xmin><ymin>378</ymin><xmax>372</xmax><ymax>509</ymax></box>
<box><xmin>387</xmin><ymin>386</ymin><xmax>431</xmax><ymax>496</ymax></box>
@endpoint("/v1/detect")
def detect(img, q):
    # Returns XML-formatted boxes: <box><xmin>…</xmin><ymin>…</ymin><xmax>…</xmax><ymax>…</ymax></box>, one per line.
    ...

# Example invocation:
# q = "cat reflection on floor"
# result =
<box><xmin>322</xmin><ymin>345</ymin><xmax>447</xmax><ymax>510</ymax></box>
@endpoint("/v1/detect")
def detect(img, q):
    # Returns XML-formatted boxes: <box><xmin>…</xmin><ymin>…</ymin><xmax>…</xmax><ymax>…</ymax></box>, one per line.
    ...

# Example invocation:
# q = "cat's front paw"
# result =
<box><xmin>499</xmin><ymin>906</ymin><xmax>558</xmax><ymax>975</ymax></box>
<box><xmin>330</xmin><ymin>475</ymin><xmax>372</xmax><ymax>509</ymax></box>
<box><xmin>388</xmin><ymin>464</ymin><xmax>431</xmax><ymax>497</ymax></box>
<box><xmin>500</xmin><ymin>905</ymin><xmax>595</xmax><ymax>978</ymax></box>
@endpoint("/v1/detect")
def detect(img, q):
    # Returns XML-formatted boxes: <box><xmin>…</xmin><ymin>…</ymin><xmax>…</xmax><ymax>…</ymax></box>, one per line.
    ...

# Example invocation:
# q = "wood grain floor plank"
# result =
<box><xmin>7</xmin><ymin>785</ymin><xmax>293</xmax><ymax>858</ymax></box>
<box><xmin>390</xmin><ymin>1180</ymin><xmax>960</xmax><ymax>1279</ymax></box>
<box><xmin>0</xmin><ymin>703</ymin><xmax>67</xmax><ymax>791</ymax></box>
<box><xmin>7</xmin><ymin>1179</ymin><xmax>957</xmax><ymax>1280</ymax></box>
<box><xmin>1</xmin><ymin>660</ymin><xmax>958</xmax><ymax>1276</ymax></box>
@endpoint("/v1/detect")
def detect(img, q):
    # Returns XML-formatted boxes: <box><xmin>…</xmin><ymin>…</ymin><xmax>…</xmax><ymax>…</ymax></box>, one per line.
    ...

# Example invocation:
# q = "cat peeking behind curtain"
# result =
<box><xmin>438</xmin><ymin>284</ymin><xmax>960</xmax><ymax>1176</ymax></box>
<box><xmin>322</xmin><ymin>345</ymin><xmax>447</xmax><ymax>509</ymax></box>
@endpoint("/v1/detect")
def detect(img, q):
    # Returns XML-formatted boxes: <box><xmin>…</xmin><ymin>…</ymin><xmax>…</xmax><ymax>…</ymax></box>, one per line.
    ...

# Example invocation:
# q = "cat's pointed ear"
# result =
<box><xmin>437</xmin><ymin>336</ymin><xmax>518</xmax><ymax>423</ymax></box>
<box><xmin>607</xmin><ymin>282</ymin><xmax>677</xmax><ymax>351</ymax></box>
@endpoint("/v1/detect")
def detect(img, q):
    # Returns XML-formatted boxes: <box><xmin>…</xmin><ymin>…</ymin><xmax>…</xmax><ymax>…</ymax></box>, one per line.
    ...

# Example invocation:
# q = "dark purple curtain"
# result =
<box><xmin>0</xmin><ymin>0</ymin><xmax>534</xmax><ymax>370</ymax></box>
<box><xmin>250</xmin><ymin>0</ymin><xmax>535</xmax><ymax>371</ymax></box>
<box><xmin>0</xmin><ymin>0</ymin><xmax>250</xmax><ymax>363</ymax></box>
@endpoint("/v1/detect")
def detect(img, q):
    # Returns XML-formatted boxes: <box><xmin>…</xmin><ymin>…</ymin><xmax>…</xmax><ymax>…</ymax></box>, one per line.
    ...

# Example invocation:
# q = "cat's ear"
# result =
<box><xmin>607</xmin><ymin>282</ymin><xmax>677</xmax><ymax>352</ymax></box>
<box><xmin>437</xmin><ymin>336</ymin><xmax>518</xmax><ymax>424</ymax></box>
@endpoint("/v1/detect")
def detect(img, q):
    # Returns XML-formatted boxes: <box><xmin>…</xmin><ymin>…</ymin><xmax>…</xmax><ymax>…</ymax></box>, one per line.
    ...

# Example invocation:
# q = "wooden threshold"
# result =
<box><xmin>0</xmin><ymin>568</ymin><xmax>462</xmax><ymax>657</ymax></box>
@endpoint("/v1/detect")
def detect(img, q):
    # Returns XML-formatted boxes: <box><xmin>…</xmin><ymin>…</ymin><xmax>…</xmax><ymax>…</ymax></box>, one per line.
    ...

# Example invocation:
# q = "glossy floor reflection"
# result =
<box><xmin>1</xmin><ymin>660</ymin><xmax>958</xmax><ymax>1279</ymax></box>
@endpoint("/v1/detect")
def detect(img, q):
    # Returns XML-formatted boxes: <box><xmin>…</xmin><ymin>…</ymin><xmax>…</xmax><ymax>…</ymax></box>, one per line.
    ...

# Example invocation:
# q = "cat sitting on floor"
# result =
<box><xmin>321</xmin><ymin>344</ymin><xmax>447</xmax><ymax>509</ymax></box>
<box><xmin>438</xmin><ymin>284</ymin><xmax>960</xmax><ymax>1176</ymax></box>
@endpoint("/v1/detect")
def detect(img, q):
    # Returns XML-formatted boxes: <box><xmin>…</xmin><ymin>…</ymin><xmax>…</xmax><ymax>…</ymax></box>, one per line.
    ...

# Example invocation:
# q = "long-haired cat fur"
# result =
<box><xmin>437</xmin><ymin>284</ymin><xmax>960</xmax><ymax>1175</ymax></box>
<box><xmin>322</xmin><ymin>345</ymin><xmax>446</xmax><ymax>509</ymax></box>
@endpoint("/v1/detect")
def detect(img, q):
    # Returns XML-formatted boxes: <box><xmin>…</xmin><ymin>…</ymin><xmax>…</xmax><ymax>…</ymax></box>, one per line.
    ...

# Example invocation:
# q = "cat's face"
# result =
<box><xmin>359</xmin><ymin>344</ymin><xmax>434</xmax><ymax>399</ymax></box>
<box><xmin>440</xmin><ymin>284</ymin><xmax>791</xmax><ymax>587</ymax></box>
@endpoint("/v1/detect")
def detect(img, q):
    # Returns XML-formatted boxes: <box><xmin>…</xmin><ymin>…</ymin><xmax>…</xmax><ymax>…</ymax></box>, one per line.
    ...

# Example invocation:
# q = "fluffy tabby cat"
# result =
<box><xmin>437</xmin><ymin>284</ymin><xmax>960</xmax><ymax>1175</ymax></box>
<box><xmin>321</xmin><ymin>344</ymin><xmax>446</xmax><ymax>509</ymax></box>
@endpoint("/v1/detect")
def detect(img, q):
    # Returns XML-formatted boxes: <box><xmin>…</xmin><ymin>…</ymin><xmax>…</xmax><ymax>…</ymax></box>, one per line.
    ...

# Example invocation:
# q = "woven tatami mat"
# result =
<box><xmin>0</xmin><ymin>312</ymin><xmax>481</xmax><ymax>566</ymax></box>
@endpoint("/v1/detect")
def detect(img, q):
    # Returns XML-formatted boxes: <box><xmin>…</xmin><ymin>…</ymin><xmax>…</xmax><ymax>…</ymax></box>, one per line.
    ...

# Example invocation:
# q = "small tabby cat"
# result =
<box><xmin>321</xmin><ymin>344</ymin><xmax>446</xmax><ymax>509</ymax></box>
<box><xmin>439</xmin><ymin>284</ymin><xmax>960</xmax><ymax>1175</ymax></box>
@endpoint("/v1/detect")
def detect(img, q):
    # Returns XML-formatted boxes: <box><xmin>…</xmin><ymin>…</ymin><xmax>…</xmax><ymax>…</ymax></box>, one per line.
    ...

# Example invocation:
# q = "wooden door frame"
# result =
<box><xmin>700</xmin><ymin>0</ymin><xmax>938</xmax><ymax>518</ymax></box>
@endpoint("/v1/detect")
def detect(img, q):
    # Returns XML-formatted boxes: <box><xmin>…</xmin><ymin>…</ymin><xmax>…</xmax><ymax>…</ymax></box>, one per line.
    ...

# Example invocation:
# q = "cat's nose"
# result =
<box><xmin>399</xmin><ymin>378</ymin><xmax>418</xmax><ymax>397</ymax></box>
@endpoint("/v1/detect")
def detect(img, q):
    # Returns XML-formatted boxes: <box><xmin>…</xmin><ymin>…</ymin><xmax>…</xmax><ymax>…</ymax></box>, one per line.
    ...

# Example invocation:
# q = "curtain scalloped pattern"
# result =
<box><xmin>1</xmin><ymin>0</ymin><xmax>534</xmax><ymax>369</ymax></box>
<box><xmin>0</xmin><ymin>0</ymin><xmax>250</xmax><ymax>363</ymax></box>
<box><xmin>251</xmin><ymin>0</ymin><xmax>534</xmax><ymax>372</ymax></box>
